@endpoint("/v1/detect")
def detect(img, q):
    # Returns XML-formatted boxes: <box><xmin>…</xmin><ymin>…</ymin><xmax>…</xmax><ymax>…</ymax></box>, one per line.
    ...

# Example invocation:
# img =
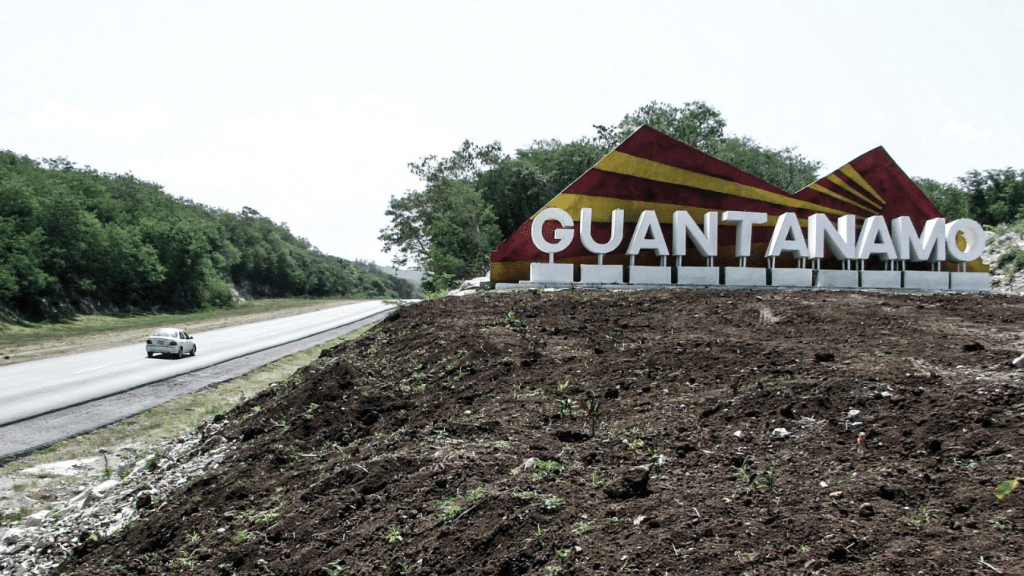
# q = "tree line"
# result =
<box><xmin>381</xmin><ymin>101</ymin><xmax>1024</xmax><ymax>290</ymax></box>
<box><xmin>0</xmin><ymin>151</ymin><xmax>418</xmax><ymax>322</ymax></box>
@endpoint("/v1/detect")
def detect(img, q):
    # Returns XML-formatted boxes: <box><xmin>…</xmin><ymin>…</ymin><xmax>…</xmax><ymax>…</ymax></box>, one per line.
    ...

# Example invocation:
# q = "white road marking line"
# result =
<box><xmin>73</xmin><ymin>365</ymin><xmax>109</xmax><ymax>374</ymax></box>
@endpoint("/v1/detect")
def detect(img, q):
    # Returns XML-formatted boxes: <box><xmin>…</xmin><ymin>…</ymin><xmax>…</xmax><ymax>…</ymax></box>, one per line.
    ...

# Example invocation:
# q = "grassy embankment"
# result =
<box><xmin>0</xmin><ymin>298</ymin><xmax>375</xmax><ymax>508</ymax></box>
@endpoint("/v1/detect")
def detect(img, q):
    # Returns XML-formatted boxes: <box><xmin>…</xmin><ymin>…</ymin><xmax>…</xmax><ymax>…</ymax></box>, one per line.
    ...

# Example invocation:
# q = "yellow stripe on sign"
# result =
<box><xmin>595</xmin><ymin>151</ymin><xmax>849</xmax><ymax>217</ymax></box>
<box><xmin>840</xmin><ymin>165</ymin><xmax>886</xmax><ymax>206</ymax></box>
<box><xmin>826</xmin><ymin>173</ymin><xmax>884</xmax><ymax>211</ymax></box>
<box><xmin>808</xmin><ymin>183</ymin><xmax>880</xmax><ymax>215</ymax></box>
<box><xmin>539</xmin><ymin>193</ymin><xmax>815</xmax><ymax>228</ymax></box>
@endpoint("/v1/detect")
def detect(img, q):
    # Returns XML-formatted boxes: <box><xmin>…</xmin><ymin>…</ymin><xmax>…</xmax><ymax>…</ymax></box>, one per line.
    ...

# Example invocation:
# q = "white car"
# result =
<box><xmin>146</xmin><ymin>328</ymin><xmax>197</xmax><ymax>358</ymax></box>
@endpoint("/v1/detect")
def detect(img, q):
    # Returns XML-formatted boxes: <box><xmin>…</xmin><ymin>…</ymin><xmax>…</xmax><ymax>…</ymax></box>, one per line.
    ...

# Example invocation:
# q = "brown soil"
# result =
<box><xmin>58</xmin><ymin>289</ymin><xmax>1024</xmax><ymax>575</ymax></box>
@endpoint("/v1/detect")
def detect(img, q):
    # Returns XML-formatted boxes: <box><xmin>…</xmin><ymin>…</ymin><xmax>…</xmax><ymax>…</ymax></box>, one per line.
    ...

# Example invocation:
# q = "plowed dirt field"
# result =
<box><xmin>58</xmin><ymin>288</ymin><xmax>1024</xmax><ymax>575</ymax></box>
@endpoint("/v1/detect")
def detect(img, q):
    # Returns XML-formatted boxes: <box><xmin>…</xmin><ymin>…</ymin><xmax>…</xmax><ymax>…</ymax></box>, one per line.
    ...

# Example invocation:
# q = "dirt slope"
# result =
<box><xmin>58</xmin><ymin>289</ymin><xmax>1024</xmax><ymax>575</ymax></box>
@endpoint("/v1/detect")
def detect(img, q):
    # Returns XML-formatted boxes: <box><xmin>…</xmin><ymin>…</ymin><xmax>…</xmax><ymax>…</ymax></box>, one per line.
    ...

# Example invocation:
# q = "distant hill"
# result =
<box><xmin>0</xmin><ymin>151</ymin><xmax>418</xmax><ymax>322</ymax></box>
<box><xmin>379</xmin><ymin>265</ymin><xmax>425</xmax><ymax>287</ymax></box>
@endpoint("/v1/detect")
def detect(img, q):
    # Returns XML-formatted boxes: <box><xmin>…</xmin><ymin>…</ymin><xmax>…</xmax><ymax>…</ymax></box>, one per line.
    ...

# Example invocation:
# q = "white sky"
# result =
<box><xmin>2</xmin><ymin>0</ymin><xmax>1022</xmax><ymax>265</ymax></box>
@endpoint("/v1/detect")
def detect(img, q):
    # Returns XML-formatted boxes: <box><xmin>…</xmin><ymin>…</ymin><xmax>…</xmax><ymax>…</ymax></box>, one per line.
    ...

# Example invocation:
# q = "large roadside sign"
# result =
<box><xmin>489</xmin><ymin>126</ymin><xmax>988</xmax><ymax>292</ymax></box>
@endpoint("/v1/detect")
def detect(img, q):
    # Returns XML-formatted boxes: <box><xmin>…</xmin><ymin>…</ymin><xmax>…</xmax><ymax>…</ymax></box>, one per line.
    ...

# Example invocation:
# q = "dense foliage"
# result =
<box><xmin>0</xmin><ymin>152</ymin><xmax>418</xmax><ymax>321</ymax></box>
<box><xmin>914</xmin><ymin>169</ymin><xmax>1024</xmax><ymax>225</ymax></box>
<box><xmin>380</xmin><ymin>101</ymin><xmax>824</xmax><ymax>291</ymax></box>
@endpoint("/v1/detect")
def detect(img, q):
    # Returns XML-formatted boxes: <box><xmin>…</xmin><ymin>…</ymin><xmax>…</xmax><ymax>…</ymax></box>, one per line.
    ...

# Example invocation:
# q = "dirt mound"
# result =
<box><xmin>58</xmin><ymin>289</ymin><xmax>1024</xmax><ymax>575</ymax></box>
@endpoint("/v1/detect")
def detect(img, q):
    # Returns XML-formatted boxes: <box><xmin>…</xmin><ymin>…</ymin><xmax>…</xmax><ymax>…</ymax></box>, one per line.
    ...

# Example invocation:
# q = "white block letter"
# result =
<box><xmin>766</xmin><ymin>212</ymin><xmax>810</xmax><ymax>259</ymax></box>
<box><xmin>722</xmin><ymin>211</ymin><xmax>768</xmax><ymax>258</ymax></box>
<box><xmin>856</xmin><ymin>215</ymin><xmax>897</xmax><ymax>260</ymax></box>
<box><xmin>945</xmin><ymin>218</ymin><xmax>986</xmax><ymax>263</ymax></box>
<box><xmin>579</xmin><ymin>208</ymin><xmax>624</xmax><ymax>255</ymax></box>
<box><xmin>808</xmin><ymin>213</ymin><xmax>857</xmax><ymax>260</ymax></box>
<box><xmin>626</xmin><ymin>210</ymin><xmax>669</xmax><ymax>256</ymax></box>
<box><xmin>891</xmin><ymin>216</ymin><xmax>945</xmax><ymax>262</ymax></box>
<box><xmin>531</xmin><ymin>207</ymin><xmax>575</xmax><ymax>254</ymax></box>
<box><xmin>672</xmin><ymin>210</ymin><xmax>718</xmax><ymax>257</ymax></box>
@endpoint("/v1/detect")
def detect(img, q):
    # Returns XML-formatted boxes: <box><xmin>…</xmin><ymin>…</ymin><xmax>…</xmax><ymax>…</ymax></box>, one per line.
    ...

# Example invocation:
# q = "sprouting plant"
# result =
<box><xmin>302</xmin><ymin>402</ymin><xmax>320</xmax><ymax>420</ymax></box>
<box><xmin>990</xmin><ymin>515</ymin><xmax>1011</xmax><ymax>530</ymax></box>
<box><xmin>542</xmin><ymin>494</ymin><xmax>566</xmax><ymax>511</ymax></box>
<box><xmin>253</xmin><ymin>509</ymin><xmax>280</xmax><ymax>524</ymax></box>
<box><xmin>531</xmin><ymin>460</ymin><xmax>564</xmax><ymax>482</ymax></box>
<box><xmin>323</xmin><ymin>563</ymin><xmax>343</xmax><ymax>576</ymax></box>
<box><xmin>606</xmin><ymin>330</ymin><xmax>619</xmax><ymax>342</ymax></box>
<box><xmin>994</xmin><ymin>477</ymin><xmax>1022</xmax><ymax>500</ymax></box>
<box><xmin>572</xmin><ymin>520</ymin><xmax>595</xmax><ymax>535</ymax></box>
<box><xmin>760</xmin><ymin>466</ymin><xmax>779</xmax><ymax>513</ymax></box>
<box><xmin>736</xmin><ymin>461</ymin><xmax>757</xmax><ymax>494</ymax></box>
<box><xmin>730</xmin><ymin>380</ymin><xmax>743</xmax><ymax>397</ymax></box>
<box><xmin>624</xmin><ymin>438</ymin><xmax>645</xmax><ymax>453</ymax></box>
<box><xmin>557</xmin><ymin>398</ymin><xmax>575</xmax><ymax>418</ymax></box>
<box><xmin>646</xmin><ymin>439</ymin><xmax>668</xmax><ymax>468</ymax></box>
<box><xmin>383</xmin><ymin>524</ymin><xmax>403</xmax><ymax>544</ymax></box>
<box><xmin>168</xmin><ymin>550</ymin><xmax>196</xmax><ymax>570</ymax></box>
<box><xmin>466</xmin><ymin>487</ymin><xmax>487</xmax><ymax>501</ymax></box>
<box><xmin>556</xmin><ymin>380</ymin><xmax>570</xmax><ymax>394</ymax></box>
<box><xmin>184</xmin><ymin>531</ymin><xmax>201</xmax><ymax>544</ymax></box>
<box><xmin>437</xmin><ymin>497</ymin><xmax>464</xmax><ymax>523</ymax></box>
<box><xmin>145</xmin><ymin>450</ymin><xmax>162</xmax><ymax>472</ymax></box>
<box><xmin>232</xmin><ymin>530</ymin><xmax>250</xmax><ymax>544</ymax></box>
<box><xmin>579</xmin><ymin>398</ymin><xmax>601</xmax><ymax>436</ymax></box>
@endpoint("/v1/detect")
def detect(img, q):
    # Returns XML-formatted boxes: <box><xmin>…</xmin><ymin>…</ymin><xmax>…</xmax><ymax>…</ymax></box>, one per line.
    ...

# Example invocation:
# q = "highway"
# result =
<box><xmin>0</xmin><ymin>300</ymin><xmax>397</xmax><ymax>427</ymax></box>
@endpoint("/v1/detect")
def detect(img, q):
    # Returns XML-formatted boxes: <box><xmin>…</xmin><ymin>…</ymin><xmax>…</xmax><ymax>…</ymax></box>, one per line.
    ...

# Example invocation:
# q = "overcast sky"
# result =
<box><xmin>2</xmin><ymin>0</ymin><xmax>1021</xmax><ymax>265</ymax></box>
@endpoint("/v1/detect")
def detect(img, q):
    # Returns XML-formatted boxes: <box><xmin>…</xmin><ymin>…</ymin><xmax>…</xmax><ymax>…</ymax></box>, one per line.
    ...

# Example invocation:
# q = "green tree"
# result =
<box><xmin>596</xmin><ymin>100</ymin><xmax>820</xmax><ymax>192</ymax></box>
<box><xmin>594</xmin><ymin>100</ymin><xmax>726</xmax><ymax>151</ymax></box>
<box><xmin>914</xmin><ymin>177</ymin><xmax>969</xmax><ymax>220</ymax></box>
<box><xmin>713</xmin><ymin>136</ymin><xmax>822</xmax><ymax>193</ymax></box>
<box><xmin>959</xmin><ymin>168</ymin><xmax>1024</xmax><ymax>226</ymax></box>
<box><xmin>380</xmin><ymin>141</ymin><xmax>503</xmax><ymax>291</ymax></box>
<box><xmin>478</xmin><ymin>138</ymin><xmax>606</xmax><ymax>237</ymax></box>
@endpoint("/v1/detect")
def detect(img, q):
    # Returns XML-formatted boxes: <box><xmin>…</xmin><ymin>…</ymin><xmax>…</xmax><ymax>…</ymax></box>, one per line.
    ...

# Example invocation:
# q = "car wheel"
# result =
<box><xmin>147</xmin><ymin>351</ymin><xmax>153</xmax><ymax>358</ymax></box>
<box><xmin>177</xmin><ymin>347</ymin><xmax>184</xmax><ymax>359</ymax></box>
<box><xmin>190</xmin><ymin>345</ymin><xmax>197</xmax><ymax>357</ymax></box>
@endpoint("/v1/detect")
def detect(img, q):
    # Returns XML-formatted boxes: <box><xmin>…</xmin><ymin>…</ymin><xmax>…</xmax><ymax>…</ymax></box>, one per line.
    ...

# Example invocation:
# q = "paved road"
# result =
<box><xmin>0</xmin><ymin>300</ymin><xmax>397</xmax><ymax>427</ymax></box>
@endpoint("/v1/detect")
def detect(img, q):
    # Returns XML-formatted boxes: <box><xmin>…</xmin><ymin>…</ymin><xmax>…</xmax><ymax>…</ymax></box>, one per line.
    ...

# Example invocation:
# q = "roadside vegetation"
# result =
<box><xmin>0</xmin><ymin>322</ymin><xmax>372</xmax><ymax>522</ymax></box>
<box><xmin>0</xmin><ymin>153</ymin><xmax>419</xmax><ymax>323</ymax></box>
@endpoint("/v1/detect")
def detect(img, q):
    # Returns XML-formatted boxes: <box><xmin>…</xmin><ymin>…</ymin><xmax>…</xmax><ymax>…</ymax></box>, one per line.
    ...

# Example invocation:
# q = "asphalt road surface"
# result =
<box><xmin>0</xmin><ymin>300</ymin><xmax>398</xmax><ymax>461</ymax></box>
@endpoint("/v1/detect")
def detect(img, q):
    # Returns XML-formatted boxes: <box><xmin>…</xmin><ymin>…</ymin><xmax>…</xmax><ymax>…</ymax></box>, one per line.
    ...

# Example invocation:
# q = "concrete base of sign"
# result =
<box><xmin>816</xmin><ymin>270</ymin><xmax>859</xmax><ymax>288</ymax></box>
<box><xmin>950</xmin><ymin>272</ymin><xmax>990</xmax><ymax>292</ymax></box>
<box><xmin>629</xmin><ymin>266</ymin><xmax>672</xmax><ymax>285</ymax></box>
<box><xmin>722</xmin><ymin>267</ymin><xmax>766</xmax><ymax>286</ymax></box>
<box><xmin>903</xmin><ymin>270</ymin><xmax>949</xmax><ymax>290</ymax></box>
<box><xmin>530</xmin><ymin>262</ymin><xmax>574</xmax><ymax>284</ymax></box>
<box><xmin>580</xmin><ymin>264</ymin><xmax>624</xmax><ymax>284</ymax></box>
<box><xmin>768</xmin><ymin>268</ymin><xmax>813</xmax><ymax>287</ymax></box>
<box><xmin>860</xmin><ymin>270</ymin><xmax>901</xmax><ymax>289</ymax></box>
<box><xmin>676</xmin><ymin>266</ymin><xmax>720</xmax><ymax>286</ymax></box>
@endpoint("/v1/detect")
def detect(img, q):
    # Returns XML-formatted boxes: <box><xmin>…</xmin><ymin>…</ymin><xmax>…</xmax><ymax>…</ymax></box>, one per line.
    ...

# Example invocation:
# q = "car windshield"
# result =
<box><xmin>151</xmin><ymin>329</ymin><xmax>179</xmax><ymax>338</ymax></box>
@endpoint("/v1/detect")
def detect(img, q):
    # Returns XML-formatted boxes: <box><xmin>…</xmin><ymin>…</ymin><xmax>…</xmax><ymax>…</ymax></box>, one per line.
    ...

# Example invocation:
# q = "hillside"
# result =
<box><xmin>0</xmin><ymin>151</ymin><xmax>419</xmax><ymax>322</ymax></box>
<box><xmin>42</xmin><ymin>288</ymin><xmax>1024</xmax><ymax>575</ymax></box>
